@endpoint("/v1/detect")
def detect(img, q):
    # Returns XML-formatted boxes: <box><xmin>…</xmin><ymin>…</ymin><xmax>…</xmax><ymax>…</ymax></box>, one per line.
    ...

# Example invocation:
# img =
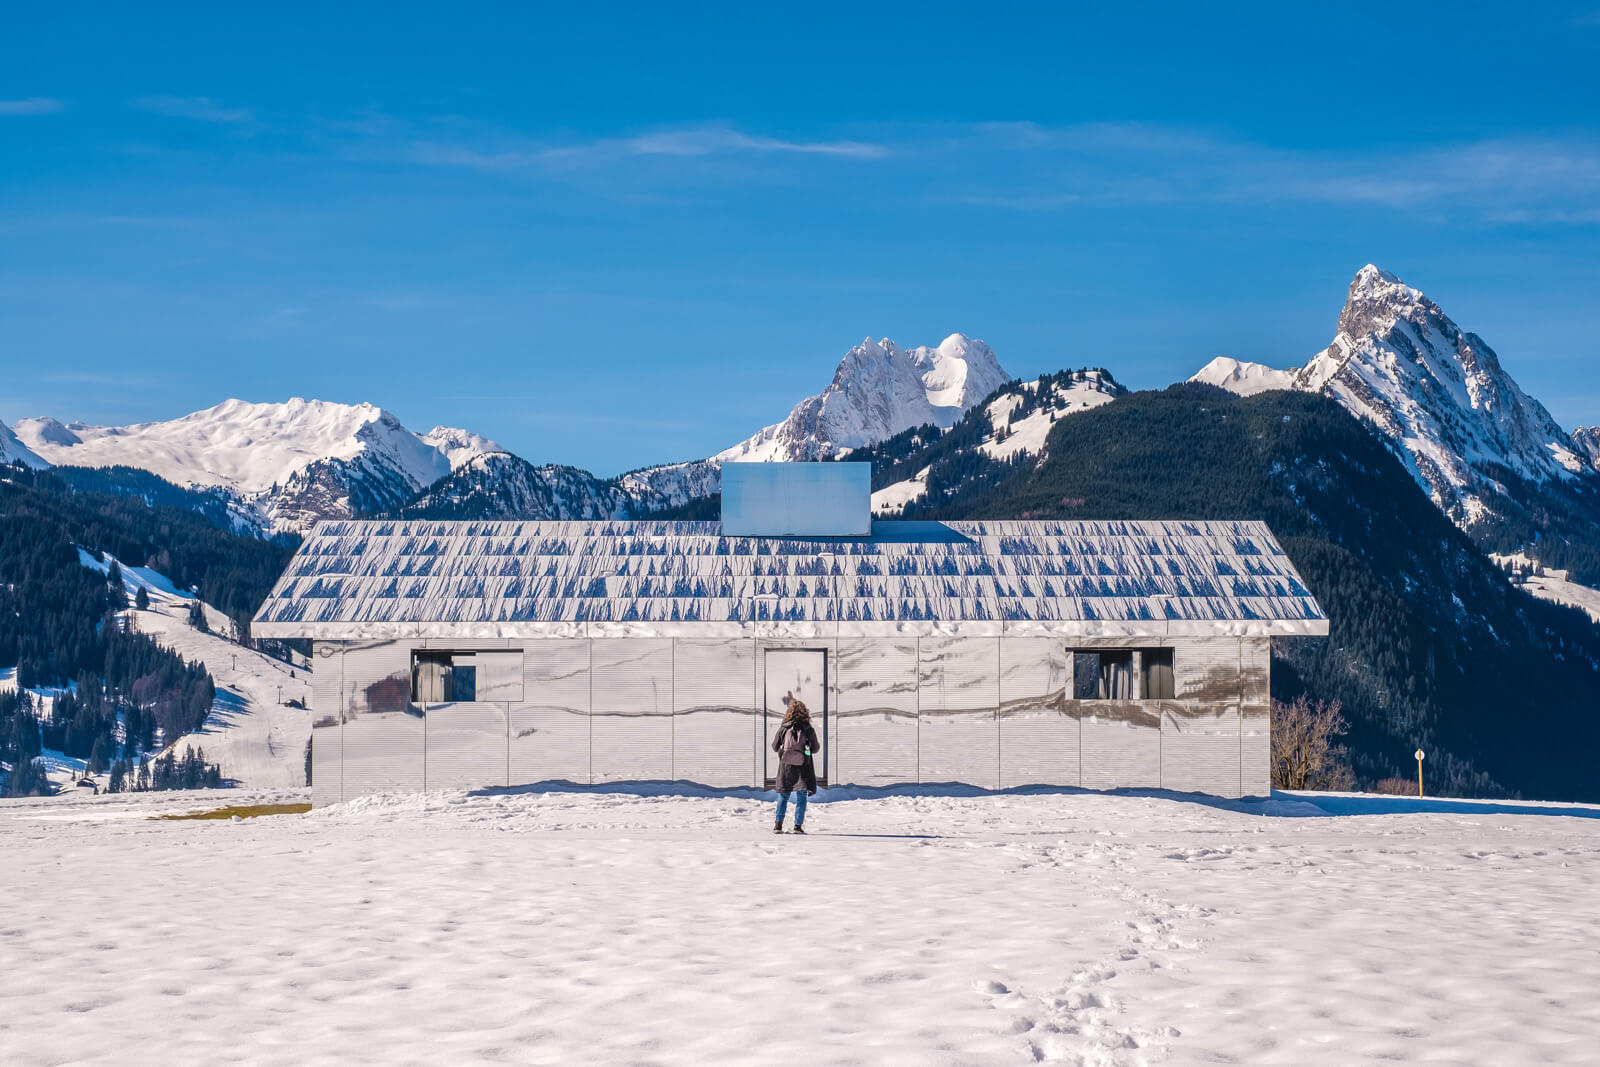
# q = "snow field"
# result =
<box><xmin>3</xmin><ymin>788</ymin><xmax>1599</xmax><ymax>1065</ymax></box>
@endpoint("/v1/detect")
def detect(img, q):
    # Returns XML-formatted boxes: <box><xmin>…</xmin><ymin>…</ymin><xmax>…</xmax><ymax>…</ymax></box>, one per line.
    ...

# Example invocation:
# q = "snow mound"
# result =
<box><xmin>1189</xmin><ymin>356</ymin><xmax>1297</xmax><ymax>397</ymax></box>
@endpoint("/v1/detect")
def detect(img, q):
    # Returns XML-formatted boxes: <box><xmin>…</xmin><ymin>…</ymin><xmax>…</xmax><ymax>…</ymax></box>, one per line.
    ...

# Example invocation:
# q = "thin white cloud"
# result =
<box><xmin>936</xmin><ymin>123</ymin><xmax>1600</xmax><ymax>223</ymax></box>
<box><xmin>410</xmin><ymin>123</ymin><xmax>886</xmax><ymax>174</ymax></box>
<box><xmin>135</xmin><ymin>95</ymin><xmax>254</xmax><ymax>124</ymax></box>
<box><xmin>0</xmin><ymin>97</ymin><xmax>65</xmax><ymax>116</ymax></box>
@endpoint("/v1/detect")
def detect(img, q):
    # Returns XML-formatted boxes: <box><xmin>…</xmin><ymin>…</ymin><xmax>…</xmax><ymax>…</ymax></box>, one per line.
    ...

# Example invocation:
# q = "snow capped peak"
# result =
<box><xmin>421</xmin><ymin>426</ymin><xmax>507</xmax><ymax>470</ymax></box>
<box><xmin>10</xmin><ymin>398</ymin><xmax>509</xmax><ymax>533</ymax></box>
<box><xmin>719</xmin><ymin>333</ymin><xmax>1010</xmax><ymax>462</ymax></box>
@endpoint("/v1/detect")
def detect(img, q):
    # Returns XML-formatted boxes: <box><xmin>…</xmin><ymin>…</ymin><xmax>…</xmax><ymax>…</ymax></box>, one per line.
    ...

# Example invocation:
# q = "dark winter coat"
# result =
<box><xmin>771</xmin><ymin>720</ymin><xmax>821</xmax><ymax>794</ymax></box>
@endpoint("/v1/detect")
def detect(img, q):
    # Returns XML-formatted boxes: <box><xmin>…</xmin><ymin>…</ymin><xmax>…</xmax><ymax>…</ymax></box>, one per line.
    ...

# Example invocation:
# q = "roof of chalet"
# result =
<box><xmin>252</xmin><ymin>519</ymin><xmax>1328</xmax><ymax>640</ymax></box>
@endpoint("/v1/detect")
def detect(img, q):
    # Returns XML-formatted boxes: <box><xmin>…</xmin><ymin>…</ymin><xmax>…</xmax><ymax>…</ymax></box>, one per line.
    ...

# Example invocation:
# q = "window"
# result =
<box><xmin>413</xmin><ymin>651</ymin><xmax>474</xmax><ymax>703</ymax></box>
<box><xmin>1141</xmin><ymin>648</ymin><xmax>1175</xmax><ymax>700</ymax></box>
<box><xmin>1073</xmin><ymin>650</ymin><xmax>1132</xmax><ymax>700</ymax></box>
<box><xmin>1071</xmin><ymin>648</ymin><xmax>1174</xmax><ymax>700</ymax></box>
<box><xmin>412</xmin><ymin>650</ymin><xmax>524</xmax><ymax>703</ymax></box>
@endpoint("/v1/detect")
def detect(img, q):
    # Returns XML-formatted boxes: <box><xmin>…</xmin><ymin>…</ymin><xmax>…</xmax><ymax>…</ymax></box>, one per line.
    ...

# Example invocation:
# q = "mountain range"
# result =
<box><xmin>4</xmin><ymin>266</ymin><xmax>1596</xmax><ymax>587</ymax></box>
<box><xmin>4</xmin><ymin>264</ymin><xmax>1599</xmax><ymax>798</ymax></box>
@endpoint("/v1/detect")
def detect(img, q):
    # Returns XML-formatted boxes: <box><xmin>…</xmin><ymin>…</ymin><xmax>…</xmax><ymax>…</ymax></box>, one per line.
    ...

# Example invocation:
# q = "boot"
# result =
<box><xmin>791</xmin><ymin>825</ymin><xmax>806</xmax><ymax>835</ymax></box>
<box><xmin>773</xmin><ymin>823</ymin><xmax>784</xmax><ymax>834</ymax></box>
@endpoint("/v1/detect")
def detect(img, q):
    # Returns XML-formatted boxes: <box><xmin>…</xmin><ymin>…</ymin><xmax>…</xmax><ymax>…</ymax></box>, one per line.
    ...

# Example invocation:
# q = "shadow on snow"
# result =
<box><xmin>467</xmin><ymin>781</ymin><xmax>1600</xmax><ymax>821</ymax></box>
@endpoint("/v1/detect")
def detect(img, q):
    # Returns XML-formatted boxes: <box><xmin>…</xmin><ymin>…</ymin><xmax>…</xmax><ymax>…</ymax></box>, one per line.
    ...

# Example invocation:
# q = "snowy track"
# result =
<box><xmin>3</xmin><ymin>788</ymin><xmax>1599</xmax><ymax>1065</ymax></box>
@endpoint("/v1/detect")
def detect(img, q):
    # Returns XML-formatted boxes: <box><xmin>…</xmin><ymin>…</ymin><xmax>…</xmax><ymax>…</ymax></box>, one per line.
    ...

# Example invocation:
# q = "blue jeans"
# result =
<box><xmin>775</xmin><ymin>789</ymin><xmax>808</xmax><ymax>827</ymax></box>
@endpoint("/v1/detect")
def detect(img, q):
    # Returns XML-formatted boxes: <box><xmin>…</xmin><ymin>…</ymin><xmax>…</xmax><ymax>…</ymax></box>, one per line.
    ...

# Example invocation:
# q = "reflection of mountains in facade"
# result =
<box><xmin>263</xmin><ymin>468</ymin><xmax>1325</xmax><ymax>808</ymax></box>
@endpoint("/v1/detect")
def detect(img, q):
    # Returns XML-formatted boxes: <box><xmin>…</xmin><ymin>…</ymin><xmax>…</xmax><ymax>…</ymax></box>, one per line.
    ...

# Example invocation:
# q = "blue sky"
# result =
<box><xmin>3</xmin><ymin>3</ymin><xmax>1599</xmax><ymax>475</ymax></box>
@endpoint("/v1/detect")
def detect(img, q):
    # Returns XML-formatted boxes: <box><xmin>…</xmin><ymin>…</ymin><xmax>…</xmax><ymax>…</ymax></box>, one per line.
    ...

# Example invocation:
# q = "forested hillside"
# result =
<box><xmin>901</xmin><ymin>385</ymin><xmax>1600</xmax><ymax>800</ymax></box>
<box><xmin>0</xmin><ymin>464</ymin><xmax>293</xmax><ymax>795</ymax></box>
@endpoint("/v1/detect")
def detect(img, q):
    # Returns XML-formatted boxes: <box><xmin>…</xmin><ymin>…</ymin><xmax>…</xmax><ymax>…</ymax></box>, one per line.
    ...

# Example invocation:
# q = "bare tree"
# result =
<box><xmin>1271</xmin><ymin>694</ymin><xmax>1356</xmax><ymax>791</ymax></box>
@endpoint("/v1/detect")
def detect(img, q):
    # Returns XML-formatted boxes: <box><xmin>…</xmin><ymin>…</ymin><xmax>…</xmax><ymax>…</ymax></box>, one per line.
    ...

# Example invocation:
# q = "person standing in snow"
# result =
<box><xmin>771</xmin><ymin>695</ymin><xmax>820</xmax><ymax>834</ymax></box>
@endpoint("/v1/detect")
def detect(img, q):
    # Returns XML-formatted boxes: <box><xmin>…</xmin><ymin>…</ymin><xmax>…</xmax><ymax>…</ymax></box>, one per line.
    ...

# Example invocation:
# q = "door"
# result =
<box><xmin>764</xmin><ymin>648</ymin><xmax>828</xmax><ymax>787</ymax></box>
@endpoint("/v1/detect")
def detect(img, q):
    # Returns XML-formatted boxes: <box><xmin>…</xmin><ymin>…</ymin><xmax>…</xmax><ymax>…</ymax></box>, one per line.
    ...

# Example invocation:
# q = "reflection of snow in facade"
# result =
<box><xmin>253</xmin><ymin>464</ymin><xmax>1327</xmax><ymax>806</ymax></box>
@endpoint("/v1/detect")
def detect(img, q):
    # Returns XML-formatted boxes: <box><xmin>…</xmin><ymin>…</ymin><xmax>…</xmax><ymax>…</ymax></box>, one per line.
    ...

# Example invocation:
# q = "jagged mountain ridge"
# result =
<box><xmin>714</xmin><ymin>333</ymin><xmax>1010</xmax><ymax>462</ymax></box>
<box><xmin>12</xmin><ymin>399</ymin><xmax>503</xmax><ymax>535</ymax></box>
<box><xmin>1190</xmin><ymin>265</ymin><xmax>1600</xmax><ymax>580</ymax></box>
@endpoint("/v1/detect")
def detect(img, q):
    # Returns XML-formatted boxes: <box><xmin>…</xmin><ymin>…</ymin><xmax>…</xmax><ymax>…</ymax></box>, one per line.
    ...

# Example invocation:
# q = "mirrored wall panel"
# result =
<box><xmin>591</xmin><ymin>638</ymin><xmax>672</xmax><ymax>782</ymax></box>
<box><xmin>341</xmin><ymin>641</ymin><xmax>424</xmax><ymax>798</ymax></box>
<box><xmin>999</xmin><ymin>638</ymin><xmax>1076</xmax><ymax>787</ymax></box>
<box><xmin>675</xmin><ymin>639</ymin><xmax>757</xmax><ymax>787</ymax></box>
<box><xmin>917</xmin><ymin>637</ymin><xmax>999</xmax><ymax>788</ymax></box>
<box><xmin>835</xmin><ymin>639</ymin><xmax>917</xmax><ymax>787</ymax></box>
<box><xmin>425</xmin><ymin>703</ymin><xmax>508</xmax><ymax>790</ymax></box>
<box><xmin>510</xmin><ymin>640</ymin><xmax>592</xmax><ymax>785</ymax></box>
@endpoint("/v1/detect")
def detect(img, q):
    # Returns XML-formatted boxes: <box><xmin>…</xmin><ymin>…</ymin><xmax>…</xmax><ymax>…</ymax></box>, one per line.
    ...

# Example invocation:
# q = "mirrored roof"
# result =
<box><xmin>252</xmin><ymin>519</ymin><xmax>1328</xmax><ymax>640</ymax></box>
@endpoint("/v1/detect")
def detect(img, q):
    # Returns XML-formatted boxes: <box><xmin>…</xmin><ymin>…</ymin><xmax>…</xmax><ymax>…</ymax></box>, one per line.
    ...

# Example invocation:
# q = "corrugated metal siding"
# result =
<box><xmin>1240</xmin><ymin>637</ymin><xmax>1271</xmax><ymax>796</ymax></box>
<box><xmin>1079</xmin><ymin>699</ymin><xmax>1161</xmax><ymax>790</ymax></box>
<box><xmin>917</xmin><ymin>637</ymin><xmax>999</xmax><ymax>788</ymax></box>
<box><xmin>591</xmin><ymin>638</ymin><xmax>673</xmax><ymax>782</ymax></box>
<box><xmin>998</xmin><ymin>637</ymin><xmax>1076</xmax><ymax>787</ymax></box>
<box><xmin>674</xmin><ymin>639</ymin><xmax>758</xmax><ymax>787</ymax></box>
<box><xmin>1160</xmin><ymin>703</ymin><xmax>1241</xmax><ymax>797</ymax></box>
<box><xmin>340</xmin><ymin>641</ymin><xmax>423</xmax><ymax>798</ymax></box>
<box><xmin>835</xmin><ymin>639</ymin><xmax>917</xmax><ymax>787</ymax></box>
<box><xmin>510</xmin><ymin>640</ymin><xmax>591</xmax><ymax>786</ymax></box>
<box><xmin>425</xmin><ymin>703</ymin><xmax>508</xmax><ymax>790</ymax></box>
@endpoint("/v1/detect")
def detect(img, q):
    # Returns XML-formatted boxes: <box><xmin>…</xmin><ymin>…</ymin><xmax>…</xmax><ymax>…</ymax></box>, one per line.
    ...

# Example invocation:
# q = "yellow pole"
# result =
<box><xmin>1415</xmin><ymin>748</ymin><xmax>1425</xmax><ymax>797</ymax></box>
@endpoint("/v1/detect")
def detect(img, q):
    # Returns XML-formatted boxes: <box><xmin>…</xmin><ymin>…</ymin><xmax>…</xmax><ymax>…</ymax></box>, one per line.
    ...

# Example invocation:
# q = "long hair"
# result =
<box><xmin>782</xmin><ymin>699</ymin><xmax>811</xmax><ymax>727</ymax></box>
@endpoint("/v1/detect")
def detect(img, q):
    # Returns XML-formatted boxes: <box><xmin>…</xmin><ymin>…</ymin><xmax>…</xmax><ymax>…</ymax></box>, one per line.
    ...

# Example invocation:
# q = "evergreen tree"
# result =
<box><xmin>187</xmin><ymin>600</ymin><xmax>210</xmax><ymax>633</ymax></box>
<box><xmin>134</xmin><ymin>585</ymin><xmax>150</xmax><ymax>611</ymax></box>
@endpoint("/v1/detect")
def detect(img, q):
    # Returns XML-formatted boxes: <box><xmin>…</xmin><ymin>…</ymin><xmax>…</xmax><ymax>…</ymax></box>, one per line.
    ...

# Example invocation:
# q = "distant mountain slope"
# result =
<box><xmin>861</xmin><ymin>369</ymin><xmax>1126</xmax><ymax>515</ymax></box>
<box><xmin>14</xmin><ymin>399</ymin><xmax>503</xmax><ymax>534</ymax></box>
<box><xmin>715</xmin><ymin>333</ymin><xmax>1009</xmax><ymax>462</ymax></box>
<box><xmin>872</xmin><ymin>382</ymin><xmax>1600</xmax><ymax>801</ymax></box>
<box><xmin>0</xmin><ymin>420</ymin><xmax>48</xmax><ymax>469</ymax></box>
<box><xmin>1574</xmin><ymin>426</ymin><xmax>1600</xmax><ymax>470</ymax></box>
<box><xmin>1188</xmin><ymin>266</ymin><xmax>1600</xmax><ymax>585</ymax></box>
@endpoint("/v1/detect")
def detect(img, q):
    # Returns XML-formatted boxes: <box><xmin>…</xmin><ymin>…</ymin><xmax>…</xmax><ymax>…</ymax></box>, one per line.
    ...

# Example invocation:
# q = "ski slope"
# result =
<box><xmin>2</xmin><ymin>786</ymin><xmax>1597</xmax><ymax>1065</ymax></box>
<box><xmin>76</xmin><ymin>550</ymin><xmax>311</xmax><ymax>789</ymax></box>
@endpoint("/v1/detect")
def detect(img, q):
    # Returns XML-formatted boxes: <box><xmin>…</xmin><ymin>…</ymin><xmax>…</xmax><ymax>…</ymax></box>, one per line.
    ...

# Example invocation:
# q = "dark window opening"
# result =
<box><xmin>412</xmin><ymin>651</ymin><xmax>476</xmax><ymax>703</ymax></box>
<box><xmin>1141</xmin><ymin>648</ymin><xmax>1175</xmax><ymax>700</ymax></box>
<box><xmin>1072</xmin><ymin>650</ymin><xmax>1132</xmax><ymax>700</ymax></box>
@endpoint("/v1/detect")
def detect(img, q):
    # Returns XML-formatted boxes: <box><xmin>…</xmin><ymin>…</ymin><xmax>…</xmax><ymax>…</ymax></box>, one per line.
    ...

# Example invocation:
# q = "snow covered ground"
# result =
<box><xmin>4</xmin><ymin>785</ymin><xmax>1598</xmax><ymax>1066</ymax></box>
<box><xmin>1490</xmin><ymin>553</ymin><xmax>1600</xmax><ymax>624</ymax></box>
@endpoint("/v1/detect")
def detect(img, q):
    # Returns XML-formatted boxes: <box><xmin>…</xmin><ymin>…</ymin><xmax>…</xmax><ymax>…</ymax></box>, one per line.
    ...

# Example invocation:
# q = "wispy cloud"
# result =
<box><xmin>0</xmin><ymin>97</ymin><xmax>65</xmax><ymax>116</ymax></box>
<box><xmin>409</xmin><ymin>123</ymin><xmax>886</xmax><ymax>174</ymax></box>
<box><xmin>134</xmin><ymin>95</ymin><xmax>254</xmax><ymax>124</ymax></box>
<box><xmin>934</xmin><ymin>123</ymin><xmax>1600</xmax><ymax>224</ymax></box>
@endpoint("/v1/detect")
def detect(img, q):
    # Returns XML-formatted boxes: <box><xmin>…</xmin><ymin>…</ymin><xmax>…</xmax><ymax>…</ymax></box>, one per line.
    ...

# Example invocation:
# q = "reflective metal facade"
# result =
<box><xmin>308</xmin><ymin>635</ymin><xmax>1277</xmax><ymax>804</ymax></box>
<box><xmin>268</xmin><ymin>517</ymin><xmax>1315</xmax><ymax>804</ymax></box>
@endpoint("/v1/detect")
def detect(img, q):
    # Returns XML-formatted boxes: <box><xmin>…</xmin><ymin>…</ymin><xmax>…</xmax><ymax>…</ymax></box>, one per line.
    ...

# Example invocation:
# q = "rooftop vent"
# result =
<box><xmin>720</xmin><ymin>462</ymin><xmax>871</xmax><ymax>537</ymax></box>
